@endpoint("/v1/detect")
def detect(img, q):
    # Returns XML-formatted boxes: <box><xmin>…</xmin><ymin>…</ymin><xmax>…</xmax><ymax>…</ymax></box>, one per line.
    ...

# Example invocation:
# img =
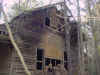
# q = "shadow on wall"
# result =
<box><xmin>0</xmin><ymin>46</ymin><xmax>11</xmax><ymax>73</ymax></box>
<box><xmin>11</xmin><ymin>9</ymin><xmax>46</xmax><ymax>47</ymax></box>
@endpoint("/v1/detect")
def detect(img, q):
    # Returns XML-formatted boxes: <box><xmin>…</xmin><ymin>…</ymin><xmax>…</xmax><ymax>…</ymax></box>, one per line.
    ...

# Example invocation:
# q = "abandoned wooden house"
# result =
<box><xmin>0</xmin><ymin>4</ymin><xmax>79</xmax><ymax>75</ymax></box>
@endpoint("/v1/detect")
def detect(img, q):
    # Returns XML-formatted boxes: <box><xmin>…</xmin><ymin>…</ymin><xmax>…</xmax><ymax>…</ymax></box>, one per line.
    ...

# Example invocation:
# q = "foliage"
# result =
<box><xmin>97</xmin><ymin>45</ymin><xmax>100</xmax><ymax>55</ymax></box>
<box><xmin>1</xmin><ymin>0</ymin><xmax>44</xmax><ymax>23</ymax></box>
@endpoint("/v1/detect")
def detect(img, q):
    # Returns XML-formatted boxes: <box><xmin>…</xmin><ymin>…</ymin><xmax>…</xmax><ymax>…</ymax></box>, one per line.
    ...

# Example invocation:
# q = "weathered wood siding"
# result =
<box><xmin>6</xmin><ymin>6</ymin><xmax>66</xmax><ymax>75</ymax></box>
<box><xmin>0</xmin><ymin>43</ymin><xmax>12</xmax><ymax>75</ymax></box>
<box><xmin>39</xmin><ymin>29</ymin><xmax>65</xmax><ymax>59</ymax></box>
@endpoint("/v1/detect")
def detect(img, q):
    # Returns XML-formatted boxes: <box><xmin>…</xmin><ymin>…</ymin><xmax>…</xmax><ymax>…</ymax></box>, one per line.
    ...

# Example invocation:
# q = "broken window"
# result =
<box><xmin>56</xmin><ymin>60</ymin><xmax>61</xmax><ymax>65</ymax></box>
<box><xmin>45</xmin><ymin>17</ymin><xmax>50</xmax><ymax>26</ymax></box>
<box><xmin>37</xmin><ymin>48</ymin><xmax>44</xmax><ymax>61</ymax></box>
<box><xmin>45</xmin><ymin>58</ymin><xmax>50</xmax><ymax>66</ymax></box>
<box><xmin>64</xmin><ymin>51</ymin><xmax>67</xmax><ymax>61</ymax></box>
<box><xmin>36</xmin><ymin>62</ymin><xmax>42</xmax><ymax>70</ymax></box>
<box><xmin>45</xmin><ymin>58</ymin><xmax>61</xmax><ymax>66</ymax></box>
<box><xmin>64</xmin><ymin>51</ymin><xmax>68</xmax><ymax>70</ymax></box>
<box><xmin>51</xmin><ymin>59</ymin><xmax>56</xmax><ymax>66</ymax></box>
<box><xmin>36</xmin><ymin>48</ymin><xmax>44</xmax><ymax>70</ymax></box>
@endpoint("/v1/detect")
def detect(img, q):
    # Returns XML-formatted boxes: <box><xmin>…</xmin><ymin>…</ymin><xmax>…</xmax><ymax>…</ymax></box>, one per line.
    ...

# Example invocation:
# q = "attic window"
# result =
<box><xmin>45</xmin><ymin>17</ymin><xmax>50</xmax><ymax>26</ymax></box>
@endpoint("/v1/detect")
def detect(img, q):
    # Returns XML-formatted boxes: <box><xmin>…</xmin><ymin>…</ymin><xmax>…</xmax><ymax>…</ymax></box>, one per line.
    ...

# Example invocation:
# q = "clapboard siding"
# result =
<box><xmin>0</xmin><ymin>6</ymin><xmax>66</xmax><ymax>75</ymax></box>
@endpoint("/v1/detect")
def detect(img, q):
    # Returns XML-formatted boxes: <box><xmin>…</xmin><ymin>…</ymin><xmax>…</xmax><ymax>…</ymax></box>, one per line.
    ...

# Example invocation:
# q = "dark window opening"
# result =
<box><xmin>51</xmin><ymin>59</ymin><xmax>56</xmax><ymax>66</ymax></box>
<box><xmin>64</xmin><ymin>51</ymin><xmax>67</xmax><ymax>61</ymax></box>
<box><xmin>37</xmin><ymin>48</ymin><xmax>44</xmax><ymax>61</ymax></box>
<box><xmin>64</xmin><ymin>51</ymin><xmax>68</xmax><ymax>70</ymax></box>
<box><xmin>45</xmin><ymin>58</ymin><xmax>50</xmax><ymax>66</ymax></box>
<box><xmin>45</xmin><ymin>17</ymin><xmax>50</xmax><ymax>26</ymax></box>
<box><xmin>56</xmin><ymin>60</ymin><xmax>61</xmax><ymax>65</ymax></box>
<box><xmin>45</xmin><ymin>58</ymin><xmax>61</xmax><ymax>66</ymax></box>
<box><xmin>36</xmin><ymin>62</ymin><xmax>42</xmax><ymax>70</ymax></box>
<box><xmin>0</xmin><ymin>31</ymin><xmax>1</xmax><ymax>34</ymax></box>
